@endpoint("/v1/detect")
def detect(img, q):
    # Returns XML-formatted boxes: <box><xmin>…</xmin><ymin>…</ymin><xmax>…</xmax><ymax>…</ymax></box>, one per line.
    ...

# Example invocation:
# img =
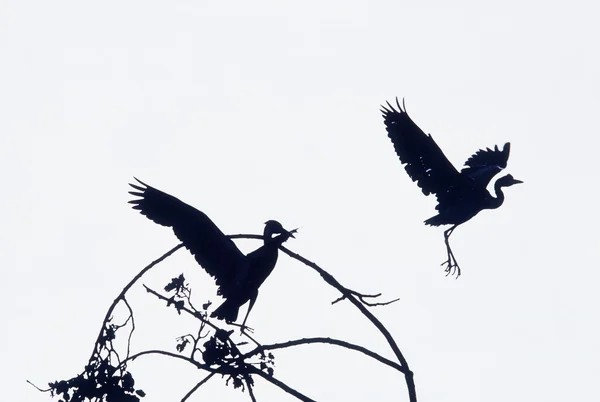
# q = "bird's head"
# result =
<box><xmin>263</xmin><ymin>220</ymin><xmax>297</xmax><ymax>240</ymax></box>
<box><xmin>496</xmin><ymin>174</ymin><xmax>523</xmax><ymax>187</ymax></box>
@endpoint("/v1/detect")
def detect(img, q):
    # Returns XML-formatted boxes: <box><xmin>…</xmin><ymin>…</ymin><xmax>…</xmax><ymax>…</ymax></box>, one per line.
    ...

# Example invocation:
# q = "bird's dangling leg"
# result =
<box><xmin>239</xmin><ymin>290</ymin><xmax>258</xmax><ymax>335</ymax></box>
<box><xmin>440</xmin><ymin>225</ymin><xmax>461</xmax><ymax>277</ymax></box>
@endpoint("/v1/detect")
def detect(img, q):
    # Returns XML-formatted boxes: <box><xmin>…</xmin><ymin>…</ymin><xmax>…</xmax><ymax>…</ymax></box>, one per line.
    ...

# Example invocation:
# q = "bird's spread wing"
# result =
<box><xmin>460</xmin><ymin>143</ymin><xmax>510</xmax><ymax>188</ymax></box>
<box><xmin>128</xmin><ymin>178</ymin><xmax>247</xmax><ymax>297</ymax></box>
<box><xmin>381</xmin><ymin>98</ymin><xmax>460</xmax><ymax>196</ymax></box>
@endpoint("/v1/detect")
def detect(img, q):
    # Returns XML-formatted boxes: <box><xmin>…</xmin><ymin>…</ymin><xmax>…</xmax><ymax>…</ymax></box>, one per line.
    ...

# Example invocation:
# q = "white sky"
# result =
<box><xmin>2</xmin><ymin>0</ymin><xmax>599</xmax><ymax>401</ymax></box>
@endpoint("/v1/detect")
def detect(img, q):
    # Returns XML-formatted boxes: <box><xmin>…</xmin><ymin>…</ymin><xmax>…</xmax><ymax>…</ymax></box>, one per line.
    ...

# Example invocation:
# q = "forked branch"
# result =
<box><xmin>229</xmin><ymin>234</ymin><xmax>417</xmax><ymax>402</ymax></box>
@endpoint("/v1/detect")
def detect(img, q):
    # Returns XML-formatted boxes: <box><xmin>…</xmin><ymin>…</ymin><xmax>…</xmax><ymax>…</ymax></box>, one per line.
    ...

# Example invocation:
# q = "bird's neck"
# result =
<box><xmin>489</xmin><ymin>181</ymin><xmax>506</xmax><ymax>209</ymax></box>
<box><xmin>262</xmin><ymin>227</ymin><xmax>274</xmax><ymax>244</ymax></box>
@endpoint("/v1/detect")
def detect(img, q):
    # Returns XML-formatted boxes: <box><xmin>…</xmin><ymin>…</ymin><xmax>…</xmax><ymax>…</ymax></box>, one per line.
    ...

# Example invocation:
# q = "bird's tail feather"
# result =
<box><xmin>210</xmin><ymin>299</ymin><xmax>239</xmax><ymax>323</ymax></box>
<box><xmin>424</xmin><ymin>214</ymin><xmax>445</xmax><ymax>226</ymax></box>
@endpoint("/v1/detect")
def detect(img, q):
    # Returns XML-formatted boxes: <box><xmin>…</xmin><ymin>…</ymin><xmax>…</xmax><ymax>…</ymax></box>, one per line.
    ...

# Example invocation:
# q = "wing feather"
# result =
<box><xmin>128</xmin><ymin>178</ymin><xmax>246</xmax><ymax>297</ymax></box>
<box><xmin>460</xmin><ymin>142</ymin><xmax>510</xmax><ymax>187</ymax></box>
<box><xmin>381</xmin><ymin>99</ymin><xmax>459</xmax><ymax>196</ymax></box>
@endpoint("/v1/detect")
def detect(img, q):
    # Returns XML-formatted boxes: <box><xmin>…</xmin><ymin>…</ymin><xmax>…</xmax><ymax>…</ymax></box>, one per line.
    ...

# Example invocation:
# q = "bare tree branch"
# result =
<box><xmin>247</xmin><ymin>380</ymin><xmax>258</xmax><ymax>402</ymax></box>
<box><xmin>143</xmin><ymin>285</ymin><xmax>222</xmax><ymax>332</ymax></box>
<box><xmin>122</xmin><ymin>297</ymin><xmax>135</xmax><ymax>358</ymax></box>
<box><xmin>248</xmin><ymin>366</ymin><xmax>317</xmax><ymax>402</ymax></box>
<box><xmin>181</xmin><ymin>372</ymin><xmax>215</xmax><ymax>402</ymax></box>
<box><xmin>280</xmin><ymin>245</ymin><xmax>417</xmax><ymax>402</ymax></box>
<box><xmin>120</xmin><ymin>349</ymin><xmax>209</xmax><ymax>371</ymax></box>
<box><xmin>228</xmin><ymin>234</ymin><xmax>417</xmax><ymax>402</ymax></box>
<box><xmin>87</xmin><ymin>244</ymin><xmax>185</xmax><ymax>363</ymax></box>
<box><xmin>26</xmin><ymin>380</ymin><xmax>51</xmax><ymax>392</ymax></box>
<box><xmin>243</xmin><ymin>337</ymin><xmax>405</xmax><ymax>373</ymax></box>
<box><xmin>332</xmin><ymin>289</ymin><xmax>400</xmax><ymax>307</ymax></box>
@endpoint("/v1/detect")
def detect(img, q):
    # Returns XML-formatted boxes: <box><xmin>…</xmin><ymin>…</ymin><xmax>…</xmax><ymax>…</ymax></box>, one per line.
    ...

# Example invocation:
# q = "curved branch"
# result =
<box><xmin>26</xmin><ymin>380</ymin><xmax>51</xmax><ymax>393</ymax></box>
<box><xmin>122</xmin><ymin>297</ymin><xmax>135</xmax><ymax>359</ymax></box>
<box><xmin>280</xmin><ymin>245</ymin><xmax>417</xmax><ymax>402</ymax></box>
<box><xmin>229</xmin><ymin>234</ymin><xmax>417</xmax><ymax>402</ymax></box>
<box><xmin>120</xmin><ymin>349</ymin><xmax>208</xmax><ymax>371</ymax></box>
<box><xmin>243</xmin><ymin>337</ymin><xmax>404</xmax><ymax>373</ymax></box>
<box><xmin>87</xmin><ymin>244</ymin><xmax>185</xmax><ymax>363</ymax></box>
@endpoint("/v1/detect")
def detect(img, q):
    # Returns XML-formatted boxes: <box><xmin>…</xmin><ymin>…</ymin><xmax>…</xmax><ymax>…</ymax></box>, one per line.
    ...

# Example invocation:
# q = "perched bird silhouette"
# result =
<box><xmin>128</xmin><ymin>178</ymin><xmax>296</xmax><ymax>327</ymax></box>
<box><xmin>381</xmin><ymin>98</ymin><xmax>522</xmax><ymax>276</ymax></box>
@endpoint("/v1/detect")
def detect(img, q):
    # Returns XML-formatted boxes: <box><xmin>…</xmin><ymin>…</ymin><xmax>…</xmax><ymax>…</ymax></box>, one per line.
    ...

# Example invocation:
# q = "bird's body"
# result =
<box><xmin>424</xmin><ymin>177</ymin><xmax>507</xmax><ymax>226</ymax></box>
<box><xmin>128</xmin><ymin>178</ymin><xmax>295</xmax><ymax>326</ymax></box>
<box><xmin>381</xmin><ymin>98</ymin><xmax>522</xmax><ymax>276</ymax></box>
<box><xmin>211</xmin><ymin>231</ymin><xmax>289</xmax><ymax>322</ymax></box>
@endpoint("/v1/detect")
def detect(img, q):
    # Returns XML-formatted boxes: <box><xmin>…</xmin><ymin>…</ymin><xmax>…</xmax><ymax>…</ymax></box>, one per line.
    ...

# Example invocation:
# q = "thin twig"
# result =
<box><xmin>144</xmin><ymin>284</ymin><xmax>255</xmax><ymax>366</ymax></box>
<box><xmin>122</xmin><ymin>297</ymin><xmax>135</xmax><ymax>359</ymax></box>
<box><xmin>332</xmin><ymin>289</ymin><xmax>400</xmax><ymax>307</ymax></box>
<box><xmin>240</xmin><ymin>329</ymin><xmax>262</xmax><ymax>347</ymax></box>
<box><xmin>119</xmin><ymin>349</ymin><xmax>208</xmax><ymax>371</ymax></box>
<box><xmin>26</xmin><ymin>380</ymin><xmax>51</xmax><ymax>392</ymax></box>
<box><xmin>181</xmin><ymin>372</ymin><xmax>215</xmax><ymax>402</ymax></box>
<box><xmin>144</xmin><ymin>285</ymin><xmax>221</xmax><ymax>332</ymax></box>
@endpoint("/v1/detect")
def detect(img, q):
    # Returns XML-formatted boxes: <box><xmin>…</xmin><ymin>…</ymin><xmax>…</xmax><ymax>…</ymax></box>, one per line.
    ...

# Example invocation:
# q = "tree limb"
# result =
<box><xmin>243</xmin><ymin>337</ymin><xmax>405</xmax><ymax>373</ymax></box>
<box><xmin>248</xmin><ymin>366</ymin><xmax>317</xmax><ymax>402</ymax></box>
<box><xmin>181</xmin><ymin>372</ymin><xmax>215</xmax><ymax>402</ymax></box>
<box><xmin>229</xmin><ymin>234</ymin><xmax>417</xmax><ymax>402</ymax></box>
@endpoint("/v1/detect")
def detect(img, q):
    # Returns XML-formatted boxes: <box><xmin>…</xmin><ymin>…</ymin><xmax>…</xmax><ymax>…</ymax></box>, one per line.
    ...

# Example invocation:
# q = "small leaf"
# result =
<box><xmin>164</xmin><ymin>274</ymin><xmax>186</xmax><ymax>292</ymax></box>
<box><xmin>136</xmin><ymin>389</ymin><xmax>146</xmax><ymax>397</ymax></box>
<box><xmin>232</xmin><ymin>377</ymin><xmax>243</xmax><ymax>389</ymax></box>
<box><xmin>176</xmin><ymin>339</ymin><xmax>189</xmax><ymax>352</ymax></box>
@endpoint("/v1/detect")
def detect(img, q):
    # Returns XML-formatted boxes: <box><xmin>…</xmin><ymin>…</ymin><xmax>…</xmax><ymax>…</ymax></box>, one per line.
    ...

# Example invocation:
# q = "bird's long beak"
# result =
<box><xmin>514</xmin><ymin>179</ymin><xmax>524</xmax><ymax>184</ymax></box>
<box><xmin>287</xmin><ymin>228</ymin><xmax>298</xmax><ymax>239</ymax></box>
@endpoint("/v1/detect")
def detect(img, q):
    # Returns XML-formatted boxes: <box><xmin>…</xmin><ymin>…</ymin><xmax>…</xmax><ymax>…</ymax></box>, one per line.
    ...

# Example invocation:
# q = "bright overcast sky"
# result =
<box><xmin>2</xmin><ymin>1</ymin><xmax>599</xmax><ymax>401</ymax></box>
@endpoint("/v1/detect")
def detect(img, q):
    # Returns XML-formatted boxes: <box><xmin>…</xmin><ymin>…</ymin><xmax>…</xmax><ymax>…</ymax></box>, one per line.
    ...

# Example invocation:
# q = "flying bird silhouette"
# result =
<box><xmin>381</xmin><ymin>98</ymin><xmax>522</xmax><ymax>276</ymax></box>
<box><xmin>128</xmin><ymin>178</ymin><xmax>296</xmax><ymax>327</ymax></box>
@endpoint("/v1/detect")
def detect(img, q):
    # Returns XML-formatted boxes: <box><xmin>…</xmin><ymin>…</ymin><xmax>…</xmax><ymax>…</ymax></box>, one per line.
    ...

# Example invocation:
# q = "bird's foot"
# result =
<box><xmin>441</xmin><ymin>259</ymin><xmax>461</xmax><ymax>278</ymax></box>
<box><xmin>227</xmin><ymin>321</ymin><xmax>255</xmax><ymax>334</ymax></box>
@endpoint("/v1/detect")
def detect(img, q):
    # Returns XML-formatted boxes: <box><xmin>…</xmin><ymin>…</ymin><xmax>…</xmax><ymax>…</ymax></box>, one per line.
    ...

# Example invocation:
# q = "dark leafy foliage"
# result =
<box><xmin>48</xmin><ymin>360</ymin><xmax>144</xmax><ymax>402</ymax></box>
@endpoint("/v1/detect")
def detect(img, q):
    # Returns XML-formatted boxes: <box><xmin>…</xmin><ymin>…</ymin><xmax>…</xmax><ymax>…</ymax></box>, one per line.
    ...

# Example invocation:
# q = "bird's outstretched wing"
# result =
<box><xmin>460</xmin><ymin>143</ymin><xmax>510</xmax><ymax>188</ymax></box>
<box><xmin>128</xmin><ymin>178</ymin><xmax>247</xmax><ymax>297</ymax></box>
<box><xmin>381</xmin><ymin>98</ymin><xmax>460</xmax><ymax>196</ymax></box>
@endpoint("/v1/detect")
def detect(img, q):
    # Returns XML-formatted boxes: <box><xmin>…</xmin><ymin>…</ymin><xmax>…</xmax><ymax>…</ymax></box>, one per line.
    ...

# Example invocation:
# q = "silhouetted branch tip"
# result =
<box><xmin>26</xmin><ymin>380</ymin><xmax>51</xmax><ymax>393</ymax></box>
<box><xmin>332</xmin><ymin>289</ymin><xmax>400</xmax><ymax>307</ymax></box>
<box><xmin>222</xmin><ymin>234</ymin><xmax>416</xmax><ymax>402</ymax></box>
